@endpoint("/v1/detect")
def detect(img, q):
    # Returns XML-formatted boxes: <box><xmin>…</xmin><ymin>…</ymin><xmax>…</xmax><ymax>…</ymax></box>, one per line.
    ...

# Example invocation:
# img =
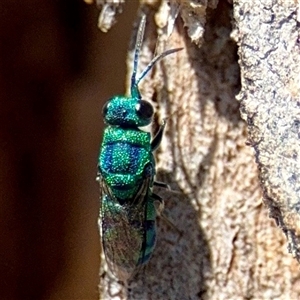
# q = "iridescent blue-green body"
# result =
<box><xmin>98</xmin><ymin>96</ymin><xmax>161</xmax><ymax>280</ymax></box>
<box><xmin>97</xmin><ymin>15</ymin><xmax>181</xmax><ymax>281</ymax></box>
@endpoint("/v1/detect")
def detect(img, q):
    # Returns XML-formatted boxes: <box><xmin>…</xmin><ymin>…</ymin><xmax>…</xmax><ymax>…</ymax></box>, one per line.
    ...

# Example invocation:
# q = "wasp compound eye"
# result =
<box><xmin>102</xmin><ymin>101</ymin><xmax>110</xmax><ymax>117</ymax></box>
<box><xmin>135</xmin><ymin>100</ymin><xmax>154</xmax><ymax>120</ymax></box>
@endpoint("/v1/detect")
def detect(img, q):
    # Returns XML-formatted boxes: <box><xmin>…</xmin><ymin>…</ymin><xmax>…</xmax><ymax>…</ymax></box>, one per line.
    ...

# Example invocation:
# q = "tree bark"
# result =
<box><xmin>99</xmin><ymin>0</ymin><xmax>300</xmax><ymax>299</ymax></box>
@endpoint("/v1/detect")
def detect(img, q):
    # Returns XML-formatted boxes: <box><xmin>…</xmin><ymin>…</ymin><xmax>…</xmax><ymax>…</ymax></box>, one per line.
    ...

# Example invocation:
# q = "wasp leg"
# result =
<box><xmin>153</xmin><ymin>180</ymin><xmax>170</xmax><ymax>190</ymax></box>
<box><xmin>151</xmin><ymin>193</ymin><xmax>182</xmax><ymax>237</ymax></box>
<box><xmin>151</xmin><ymin>193</ymin><xmax>164</xmax><ymax>211</ymax></box>
<box><xmin>153</xmin><ymin>181</ymin><xmax>183</xmax><ymax>195</ymax></box>
<box><xmin>151</xmin><ymin>119</ymin><xmax>167</xmax><ymax>152</ymax></box>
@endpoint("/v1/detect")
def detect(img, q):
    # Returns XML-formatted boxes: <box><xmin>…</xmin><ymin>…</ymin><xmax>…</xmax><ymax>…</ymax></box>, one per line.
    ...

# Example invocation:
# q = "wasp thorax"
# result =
<box><xmin>102</xmin><ymin>96</ymin><xmax>153</xmax><ymax>127</ymax></box>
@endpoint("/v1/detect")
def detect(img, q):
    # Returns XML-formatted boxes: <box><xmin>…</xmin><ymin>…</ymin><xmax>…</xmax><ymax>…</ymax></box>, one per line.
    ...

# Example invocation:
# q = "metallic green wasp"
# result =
<box><xmin>97</xmin><ymin>14</ymin><xmax>181</xmax><ymax>281</ymax></box>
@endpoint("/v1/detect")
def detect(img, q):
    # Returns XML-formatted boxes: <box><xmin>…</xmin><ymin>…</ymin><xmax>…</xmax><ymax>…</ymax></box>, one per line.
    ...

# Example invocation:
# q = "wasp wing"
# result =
<box><xmin>98</xmin><ymin>174</ymin><xmax>152</xmax><ymax>281</ymax></box>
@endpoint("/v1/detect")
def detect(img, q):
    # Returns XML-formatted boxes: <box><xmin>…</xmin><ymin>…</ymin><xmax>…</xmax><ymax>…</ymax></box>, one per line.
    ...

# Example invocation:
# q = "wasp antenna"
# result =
<box><xmin>131</xmin><ymin>14</ymin><xmax>147</xmax><ymax>98</ymax></box>
<box><xmin>136</xmin><ymin>47</ymin><xmax>183</xmax><ymax>86</ymax></box>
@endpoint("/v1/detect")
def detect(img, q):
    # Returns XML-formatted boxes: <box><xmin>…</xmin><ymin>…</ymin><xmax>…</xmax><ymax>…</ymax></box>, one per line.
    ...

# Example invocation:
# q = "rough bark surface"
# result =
<box><xmin>234</xmin><ymin>0</ymin><xmax>300</xmax><ymax>263</ymax></box>
<box><xmin>96</xmin><ymin>0</ymin><xmax>126</xmax><ymax>32</ymax></box>
<box><xmin>99</xmin><ymin>0</ymin><xmax>300</xmax><ymax>299</ymax></box>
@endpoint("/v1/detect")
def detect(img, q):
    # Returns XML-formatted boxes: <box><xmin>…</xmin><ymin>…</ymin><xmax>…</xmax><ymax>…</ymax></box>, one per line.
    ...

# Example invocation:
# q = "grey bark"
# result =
<box><xmin>98</xmin><ymin>0</ymin><xmax>300</xmax><ymax>299</ymax></box>
<box><xmin>234</xmin><ymin>0</ymin><xmax>300</xmax><ymax>262</ymax></box>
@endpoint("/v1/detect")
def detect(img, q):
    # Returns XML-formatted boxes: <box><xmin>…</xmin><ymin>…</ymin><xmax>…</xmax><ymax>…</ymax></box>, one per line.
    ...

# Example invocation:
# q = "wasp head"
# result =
<box><xmin>102</xmin><ymin>96</ymin><xmax>153</xmax><ymax>127</ymax></box>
